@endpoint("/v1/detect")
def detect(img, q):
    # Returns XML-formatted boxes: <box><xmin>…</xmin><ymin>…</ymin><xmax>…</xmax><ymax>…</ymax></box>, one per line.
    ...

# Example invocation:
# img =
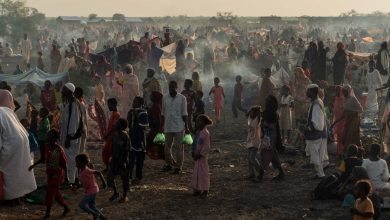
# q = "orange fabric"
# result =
<box><xmin>353</xmin><ymin>198</ymin><xmax>374</xmax><ymax>220</ymax></box>
<box><xmin>102</xmin><ymin>112</ymin><xmax>120</xmax><ymax>165</ymax></box>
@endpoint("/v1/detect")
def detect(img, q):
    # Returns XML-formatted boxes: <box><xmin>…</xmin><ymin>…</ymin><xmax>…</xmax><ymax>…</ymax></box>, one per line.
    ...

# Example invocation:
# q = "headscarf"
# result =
<box><xmin>0</xmin><ymin>89</ymin><xmax>15</xmax><ymax>110</ymax></box>
<box><xmin>343</xmin><ymin>85</ymin><xmax>363</xmax><ymax>113</ymax></box>
<box><xmin>294</xmin><ymin>67</ymin><xmax>310</xmax><ymax>81</ymax></box>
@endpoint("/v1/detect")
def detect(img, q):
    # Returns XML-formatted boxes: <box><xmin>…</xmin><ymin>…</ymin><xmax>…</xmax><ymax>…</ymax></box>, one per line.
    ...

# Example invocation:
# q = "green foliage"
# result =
<box><xmin>112</xmin><ymin>13</ymin><xmax>125</xmax><ymax>21</ymax></box>
<box><xmin>88</xmin><ymin>13</ymin><xmax>98</xmax><ymax>20</ymax></box>
<box><xmin>0</xmin><ymin>0</ymin><xmax>45</xmax><ymax>44</ymax></box>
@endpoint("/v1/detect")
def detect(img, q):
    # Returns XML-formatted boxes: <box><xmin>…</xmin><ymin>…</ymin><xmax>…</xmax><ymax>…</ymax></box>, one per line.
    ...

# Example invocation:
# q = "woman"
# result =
<box><xmin>332</xmin><ymin>42</ymin><xmax>348</xmax><ymax>85</ymax></box>
<box><xmin>291</xmin><ymin>67</ymin><xmax>311</xmax><ymax>123</ymax></box>
<box><xmin>258</xmin><ymin>95</ymin><xmax>285</xmax><ymax>180</ymax></box>
<box><xmin>333</xmin><ymin>86</ymin><xmax>346</xmax><ymax>156</ymax></box>
<box><xmin>50</xmin><ymin>44</ymin><xmax>62</xmax><ymax>73</ymax></box>
<box><xmin>342</xmin><ymin>85</ymin><xmax>363</xmax><ymax>147</ymax></box>
<box><xmin>40</xmin><ymin>80</ymin><xmax>57</xmax><ymax>112</ymax></box>
<box><xmin>146</xmin><ymin>91</ymin><xmax>164</xmax><ymax>160</ymax></box>
<box><xmin>120</xmin><ymin>64</ymin><xmax>139</xmax><ymax>116</ymax></box>
<box><xmin>0</xmin><ymin>90</ymin><xmax>37</xmax><ymax>202</ymax></box>
<box><xmin>94</xmin><ymin>76</ymin><xmax>107</xmax><ymax>139</ymax></box>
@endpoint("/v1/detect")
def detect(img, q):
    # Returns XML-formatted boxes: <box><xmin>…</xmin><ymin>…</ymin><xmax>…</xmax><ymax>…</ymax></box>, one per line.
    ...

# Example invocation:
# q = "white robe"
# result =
<box><xmin>305</xmin><ymin>99</ymin><xmax>329</xmax><ymax>176</ymax></box>
<box><xmin>0</xmin><ymin>107</ymin><xmax>37</xmax><ymax>200</ymax></box>
<box><xmin>20</xmin><ymin>39</ymin><xmax>32</xmax><ymax>63</ymax></box>
<box><xmin>60</xmin><ymin>101</ymin><xmax>81</xmax><ymax>183</ymax></box>
<box><xmin>366</xmin><ymin>69</ymin><xmax>382</xmax><ymax>115</ymax></box>
<box><xmin>362</xmin><ymin>159</ymin><xmax>390</xmax><ymax>191</ymax></box>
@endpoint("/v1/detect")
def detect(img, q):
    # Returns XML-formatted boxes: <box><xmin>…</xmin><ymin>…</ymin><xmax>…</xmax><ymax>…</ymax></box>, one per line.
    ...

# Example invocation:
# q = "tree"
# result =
<box><xmin>88</xmin><ymin>13</ymin><xmax>98</xmax><ymax>20</ymax></box>
<box><xmin>0</xmin><ymin>0</ymin><xmax>45</xmax><ymax>44</ymax></box>
<box><xmin>112</xmin><ymin>13</ymin><xmax>125</xmax><ymax>21</ymax></box>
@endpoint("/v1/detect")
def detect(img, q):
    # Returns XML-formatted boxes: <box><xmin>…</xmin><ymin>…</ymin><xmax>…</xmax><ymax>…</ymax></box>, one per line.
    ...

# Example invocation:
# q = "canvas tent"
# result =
<box><xmin>0</xmin><ymin>68</ymin><xmax>69</xmax><ymax>87</ymax></box>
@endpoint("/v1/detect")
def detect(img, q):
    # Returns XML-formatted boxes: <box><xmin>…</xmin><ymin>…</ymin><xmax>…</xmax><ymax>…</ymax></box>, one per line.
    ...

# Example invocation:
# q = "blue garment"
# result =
<box><xmin>79</xmin><ymin>194</ymin><xmax>105</xmax><ymax>219</ymax></box>
<box><xmin>192</xmin><ymin>132</ymin><xmax>200</xmax><ymax>152</ymax></box>
<box><xmin>28</xmin><ymin>131</ymin><xmax>39</xmax><ymax>153</ymax></box>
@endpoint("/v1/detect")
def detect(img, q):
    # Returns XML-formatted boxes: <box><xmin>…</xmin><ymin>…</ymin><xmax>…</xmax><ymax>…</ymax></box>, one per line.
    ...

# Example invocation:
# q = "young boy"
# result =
<box><xmin>20</xmin><ymin>118</ymin><xmax>39</xmax><ymax>163</ymax></box>
<box><xmin>107</xmin><ymin>118</ymin><xmax>131</xmax><ymax>203</ymax></box>
<box><xmin>37</xmin><ymin>107</ymin><xmax>50</xmax><ymax>161</ymax></box>
<box><xmin>127</xmin><ymin>96</ymin><xmax>149</xmax><ymax>184</ymax></box>
<box><xmin>232</xmin><ymin>75</ymin><xmax>246</xmax><ymax>118</ymax></box>
<box><xmin>103</xmin><ymin>98</ymin><xmax>121</xmax><ymax>170</ymax></box>
<box><xmin>181</xmin><ymin>79</ymin><xmax>196</xmax><ymax>131</ymax></box>
<box><xmin>351</xmin><ymin>180</ymin><xmax>374</xmax><ymax>220</ymax></box>
<box><xmin>29</xmin><ymin>129</ymin><xmax>70</xmax><ymax>219</ymax></box>
<box><xmin>76</xmin><ymin>153</ymin><xmax>107</xmax><ymax>220</ymax></box>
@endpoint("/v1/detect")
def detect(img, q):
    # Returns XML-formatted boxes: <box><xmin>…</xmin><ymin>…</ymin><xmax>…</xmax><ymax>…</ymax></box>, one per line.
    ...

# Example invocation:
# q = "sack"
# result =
<box><xmin>311</xmin><ymin>174</ymin><xmax>340</xmax><ymax>200</ymax></box>
<box><xmin>183</xmin><ymin>134</ymin><xmax>193</xmax><ymax>145</ymax></box>
<box><xmin>153</xmin><ymin>132</ymin><xmax>165</xmax><ymax>145</ymax></box>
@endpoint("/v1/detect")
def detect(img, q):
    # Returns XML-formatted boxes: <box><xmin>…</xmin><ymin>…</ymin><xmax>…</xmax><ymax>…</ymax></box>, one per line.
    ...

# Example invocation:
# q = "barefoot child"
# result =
<box><xmin>209</xmin><ymin>77</ymin><xmax>225</xmax><ymax>123</ymax></box>
<box><xmin>192</xmin><ymin>114</ymin><xmax>212</xmax><ymax>197</ymax></box>
<box><xmin>76</xmin><ymin>154</ymin><xmax>107</xmax><ymax>220</ymax></box>
<box><xmin>20</xmin><ymin>118</ymin><xmax>39</xmax><ymax>163</ymax></box>
<box><xmin>107</xmin><ymin>118</ymin><xmax>131</xmax><ymax>203</ymax></box>
<box><xmin>29</xmin><ymin>129</ymin><xmax>70</xmax><ymax>219</ymax></box>
<box><xmin>127</xmin><ymin>97</ymin><xmax>149</xmax><ymax>183</ymax></box>
<box><xmin>232</xmin><ymin>75</ymin><xmax>246</xmax><ymax>118</ymax></box>
<box><xmin>351</xmin><ymin>180</ymin><xmax>375</xmax><ymax>220</ymax></box>
<box><xmin>102</xmin><ymin>98</ymin><xmax>121</xmax><ymax>171</ymax></box>
<box><xmin>246</xmin><ymin>106</ymin><xmax>262</xmax><ymax>181</ymax></box>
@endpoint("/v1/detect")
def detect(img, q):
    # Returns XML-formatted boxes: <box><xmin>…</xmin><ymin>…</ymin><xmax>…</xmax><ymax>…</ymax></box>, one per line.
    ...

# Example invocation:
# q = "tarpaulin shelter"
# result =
<box><xmin>0</xmin><ymin>68</ymin><xmax>69</xmax><ymax>87</ymax></box>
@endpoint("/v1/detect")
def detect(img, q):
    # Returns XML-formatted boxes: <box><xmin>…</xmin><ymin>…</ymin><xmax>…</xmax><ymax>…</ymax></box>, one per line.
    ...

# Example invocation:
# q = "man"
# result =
<box><xmin>258</xmin><ymin>68</ymin><xmax>275</xmax><ymax>109</ymax></box>
<box><xmin>305</xmin><ymin>84</ymin><xmax>329</xmax><ymax>179</ymax></box>
<box><xmin>140</xmin><ymin>32</ymin><xmax>150</xmax><ymax>58</ymax></box>
<box><xmin>347</xmin><ymin>39</ymin><xmax>356</xmax><ymax>52</ymax></box>
<box><xmin>377</xmin><ymin>41</ymin><xmax>389</xmax><ymax>75</ymax></box>
<box><xmin>142</xmin><ymin>68</ymin><xmax>161</xmax><ymax>106</ymax></box>
<box><xmin>162</xmin><ymin>81</ymin><xmax>189</xmax><ymax>174</ymax></box>
<box><xmin>20</xmin><ymin>34</ymin><xmax>32</xmax><ymax>69</ymax></box>
<box><xmin>60</xmin><ymin>83</ymin><xmax>82</xmax><ymax>186</ymax></box>
<box><xmin>227</xmin><ymin>42</ymin><xmax>238</xmax><ymax>62</ymax></box>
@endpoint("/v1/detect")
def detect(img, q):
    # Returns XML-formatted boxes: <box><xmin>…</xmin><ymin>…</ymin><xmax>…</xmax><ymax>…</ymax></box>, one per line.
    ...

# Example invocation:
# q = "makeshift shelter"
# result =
<box><xmin>0</xmin><ymin>68</ymin><xmax>69</xmax><ymax>87</ymax></box>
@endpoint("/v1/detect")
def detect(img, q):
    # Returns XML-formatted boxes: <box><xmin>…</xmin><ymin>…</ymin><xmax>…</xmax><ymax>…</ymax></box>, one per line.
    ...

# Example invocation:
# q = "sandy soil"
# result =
<box><xmin>1</xmin><ymin>111</ymin><xmax>389</xmax><ymax>220</ymax></box>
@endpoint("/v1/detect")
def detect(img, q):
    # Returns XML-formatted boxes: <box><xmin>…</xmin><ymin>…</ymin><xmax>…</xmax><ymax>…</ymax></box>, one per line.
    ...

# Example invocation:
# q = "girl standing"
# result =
<box><xmin>209</xmin><ymin>77</ymin><xmax>225</xmax><ymax>123</ymax></box>
<box><xmin>246</xmin><ymin>106</ymin><xmax>262</xmax><ymax>181</ymax></box>
<box><xmin>192</xmin><ymin>114</ymin><xmax>213</xmax><ymax>197</ymax></box>
<box><xmin>279</xmin><ymin>85</ymin><xmax>294</xmax><ymax>144</ymax></box>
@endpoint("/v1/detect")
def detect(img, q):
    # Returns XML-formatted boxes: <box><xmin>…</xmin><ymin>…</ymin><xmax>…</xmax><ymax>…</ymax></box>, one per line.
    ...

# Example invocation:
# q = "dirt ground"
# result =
<box><xmin>1</xmin><ymin>110</ymin><xmax>389</xmax><ymax>220</ymax></box>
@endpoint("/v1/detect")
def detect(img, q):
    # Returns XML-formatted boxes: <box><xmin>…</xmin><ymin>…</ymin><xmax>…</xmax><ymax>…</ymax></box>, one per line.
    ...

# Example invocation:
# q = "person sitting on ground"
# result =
<box><xmin>339</xmin><ymin>145</ymin><xmax>363</xmax><ymax>183</ymax></box>
<box><xmin>351</xmin><ymin>180</ymin><xmax>375</xmax><ymax>220</ymax></box>
<box><xmin>362</xmin><ymin>143</ymin><xmax>390</xmax><ymax>195</ymax></box>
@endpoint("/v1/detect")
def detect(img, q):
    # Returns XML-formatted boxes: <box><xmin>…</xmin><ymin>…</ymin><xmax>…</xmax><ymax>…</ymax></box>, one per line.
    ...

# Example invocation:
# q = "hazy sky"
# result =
<box><xmin>25</xmin><ymin>0</ymin><xmax>388</xmax><ymax>17</ymax></box>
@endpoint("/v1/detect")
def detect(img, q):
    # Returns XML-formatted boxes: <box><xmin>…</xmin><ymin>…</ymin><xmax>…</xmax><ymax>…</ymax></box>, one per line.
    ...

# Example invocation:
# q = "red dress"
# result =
<box><xmin>45</xmin><ymin>143</ymin><xmax>67</xmax><ymax>207</ymax></box>
<box><xmin>40</xmin><ymin>89</ymin><xmax>57</xmax><ymax>112</ymax></box>
<box><xmin>102</xmin><ymin>111</ymin><xmax>120</xmax><ymax>166</ymax></box>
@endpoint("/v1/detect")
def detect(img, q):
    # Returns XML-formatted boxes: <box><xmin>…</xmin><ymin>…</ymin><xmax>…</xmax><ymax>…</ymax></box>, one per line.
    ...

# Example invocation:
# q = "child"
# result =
<box><xmin>37</xmin><ymin>51</ymin><xmax>45</xmax><ymax>71</ymax></box>
<box><xmin>279</xmin><ymin>85</ymin><xmax>294</xmax><ymax>144</ymax></box>
<box><xmin>339</xmin><ymin>145</ymin><xmax>363</xmax><ymax>183</ymax></box>
<box><xmin>20</xmin><ymin>118</ymin><xmax>39</xmax><ymax>163</ymax></box>
<box><xmin>181</xmin><ymin>79</ymin><xmax>196</xmax><ymax>131</ymax></box>
<box><xmin>351</xmin><ymin>180</ymin><xmax>374</xmax><ymax>220</ymax></box>
<box><xmin>193</xmin><ymin>91</ymin><xmax>205</xmax><ymax>124</ymax></box>
<box><xmin>246</xmin><ymin>106</ymin><xmax>262</xmax><ymax>181</ymax></box>
<box><xmin>192</xmin><ymin>114</ymin><xmax>212</xmax><ymax>197</ymax></box>
<box><xmin>37</xmin><ymin>107</ymin><xmax>50</xmax><ymax>161</ymax></box>
<box><xmin>232</xmin><ymin>75</ymin><xmax>246</xmax><ymax>118</ymax></box>
<box><xmin>192</xmin><ymin>72</ymin><xmax>202</xmax><ymax>92</ymax></box>
<box><xmin>29</xmin><ymin>129</ymin><xmax>70</xmax><ymax>219</ymax></box>
<box><xmin>76</xmin><ymin>154</ymin><xmax>107</xmax><ymax>220</ymax></box>
<box><xmin>127</xmin><ymin>96</ymin><xmax>149</xmax><ymax>184</ymax></box>
<box><xmin>209</xmin><ymin>77</ymin><xmax>225</xmax><ymax>123</ymax></box>
<box><xmin>102</xmin><ymin>98</ymin><xmax>121</xmax><ymax>170</ymax></box>
<box><xmin>107</xmin><ymin>118</ymin><xmax>131</xmax><ymax>203</ymax></box>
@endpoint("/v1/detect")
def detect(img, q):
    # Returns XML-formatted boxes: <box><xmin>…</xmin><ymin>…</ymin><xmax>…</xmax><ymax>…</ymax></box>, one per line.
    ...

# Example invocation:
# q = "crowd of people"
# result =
<box><xmin>0</xmin><ymin>22</ymin><xmax>390</xmax><ymax>219</ymax></box>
